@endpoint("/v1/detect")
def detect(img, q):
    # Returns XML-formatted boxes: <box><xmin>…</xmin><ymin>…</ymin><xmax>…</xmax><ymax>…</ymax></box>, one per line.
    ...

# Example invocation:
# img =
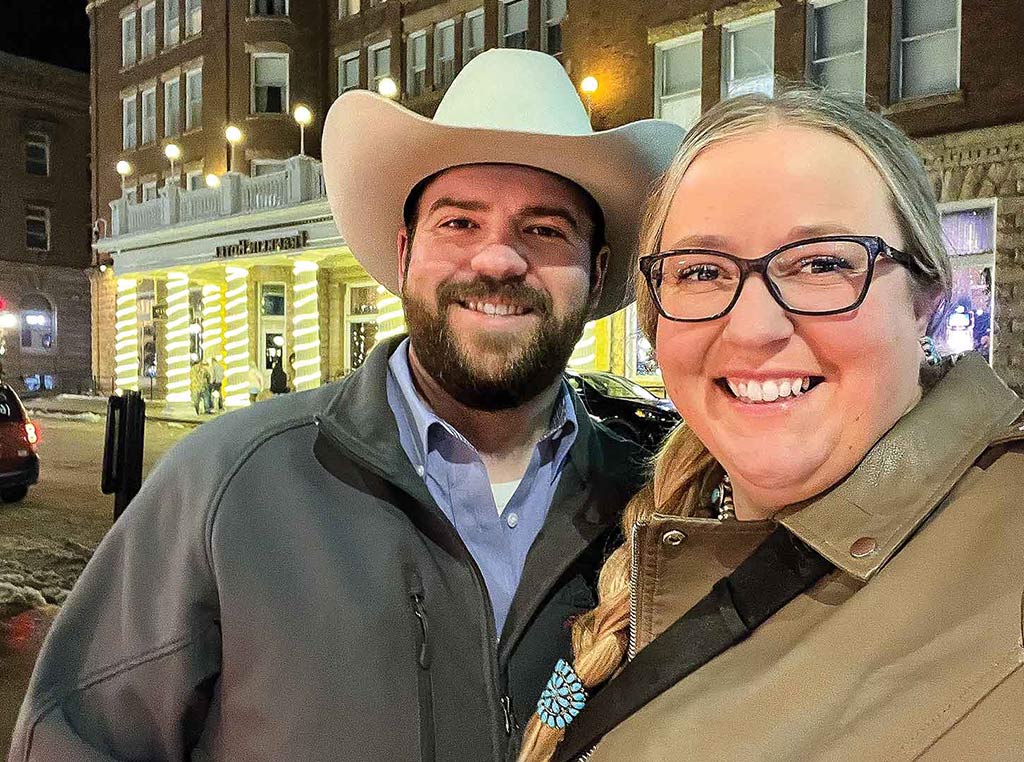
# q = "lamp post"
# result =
<box><xmin>377</xmin><ymin>77</ymin><xmax>398</xmax><ymax>99</ymax></box>
<box><xmin>116</xmin><ymin>160</ymin><xmax>133</xmax><ymax>196</ymax></box>
<box><xmin>205</xmin><ymin>173</ymin><xmax>221</xmax><ymax>189</ymax></box>
<box><xmin>225</xmin><ymin>125</ymin><xmax>244</xmax><ymax>173</ymax></box>
<box><xmin>293</xmin><ymin>105</ymin><xmax>313</xmax><ymax>156</ymax></box>
<box><xmin>164</xmin><ymin>143</ymin><xmax>181</xmax><ymax>181</ymax></box>
<box><xmin>580</xmin><ymin>76</ymin><xmax>598</xmax><ymax>121</ymax></box>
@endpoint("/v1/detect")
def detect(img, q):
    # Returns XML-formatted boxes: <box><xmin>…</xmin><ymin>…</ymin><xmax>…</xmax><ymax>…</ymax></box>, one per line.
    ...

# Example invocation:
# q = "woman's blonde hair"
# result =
<box><xmin>518</xmin><ymin>85</ymin><xmax>952</xmax><ymax>762</ymax></box>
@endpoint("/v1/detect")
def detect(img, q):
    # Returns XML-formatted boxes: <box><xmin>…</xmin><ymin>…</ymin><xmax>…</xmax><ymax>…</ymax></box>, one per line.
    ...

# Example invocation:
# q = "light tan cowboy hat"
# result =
<box><xmin>322</xmin><ymin>49</ymin><xmax>685</xmax><ymax>319</ymax></box>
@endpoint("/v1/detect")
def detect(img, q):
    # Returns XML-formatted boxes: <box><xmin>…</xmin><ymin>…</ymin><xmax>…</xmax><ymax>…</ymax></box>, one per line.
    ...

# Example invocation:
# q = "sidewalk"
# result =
<box><xmin>23</xmin><ymin>394</ymin><xmax>213</xmax><ymax>426</ymax></box>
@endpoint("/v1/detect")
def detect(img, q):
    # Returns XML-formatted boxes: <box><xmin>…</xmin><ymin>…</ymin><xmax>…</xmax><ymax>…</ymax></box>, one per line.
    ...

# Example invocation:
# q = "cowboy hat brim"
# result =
<box><xmin>322</xmin><ymin>90</ymin><xmax>684</xmax><ymax>319</ymax></box>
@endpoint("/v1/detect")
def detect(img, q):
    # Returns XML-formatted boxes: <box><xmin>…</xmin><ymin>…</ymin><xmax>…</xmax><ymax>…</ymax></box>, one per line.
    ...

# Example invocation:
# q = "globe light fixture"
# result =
<box><xmin>580</xmin><ymin>76</ymin><xmax>599</xmax><ymax>120</ymax></box>
<box><xmin>116</xmin><ymin>159</ymin><xmax>133</xmax><ymax>195</ymax></box>
<box><xmin>377</xmin><ymin>77</ymin><xmax>398</xmax><ymax>99</ymax></box>
<box><xmin>293</xmin><ymin>104</ymin><xmax>313</xmax><ymax>155</ymax></box>
<box><xmin>164</xmin><ymin>143</ymin><xmax>182</xmax><ymax>176</ymax></box>
<box><xmin>205</xmin><ymin>173</ymin><xmax>221</xmax><ymax>189</ymax></box>
<box><xmin>225</xmin><ymin>125</ymin><xmax>244</xmax><ymax>172</ymax></box>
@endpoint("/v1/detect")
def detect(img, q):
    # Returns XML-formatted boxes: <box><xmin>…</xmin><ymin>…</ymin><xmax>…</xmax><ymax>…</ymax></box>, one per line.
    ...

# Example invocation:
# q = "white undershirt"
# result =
<box><xmin>490</xmin><ymin>479</ymin><xmax>522</xmax><ymax>515</ymax></box>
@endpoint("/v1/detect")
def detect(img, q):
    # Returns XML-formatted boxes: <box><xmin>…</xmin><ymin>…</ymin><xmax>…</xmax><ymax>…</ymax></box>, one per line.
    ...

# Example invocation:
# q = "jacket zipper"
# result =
<box><xmin>315</xmin><ymin>419</ymin><xmax>513</xmax><ymax>758</ymax></box>
<box><xmin>626</xmin><ymin>520</ymin><xmax>645</xmax><ymax>660</ymax></box>
<box><xmin>410</xmin><ymin>578</ymin><xmax>436</xmax><ymax>762</ymax></box>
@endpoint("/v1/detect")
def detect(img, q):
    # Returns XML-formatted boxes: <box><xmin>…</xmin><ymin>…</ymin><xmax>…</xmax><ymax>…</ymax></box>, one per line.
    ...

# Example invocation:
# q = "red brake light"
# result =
<box><xmin>24</xmin><ymin>421</ymin><xmax>38</xmax><ymax>447</ymax></box>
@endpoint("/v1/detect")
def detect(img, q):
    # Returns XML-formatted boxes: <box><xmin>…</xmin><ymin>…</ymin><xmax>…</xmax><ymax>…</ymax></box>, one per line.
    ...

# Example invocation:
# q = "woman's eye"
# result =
<box><xmin>676</xmin><ymin>264</ymin><xmax>720</xmax><ymax>282</ymax></box>
<box><xmin>802</xmin><ymin>256</ymin><xmax>853</xmax><ymax>274</ymax></box>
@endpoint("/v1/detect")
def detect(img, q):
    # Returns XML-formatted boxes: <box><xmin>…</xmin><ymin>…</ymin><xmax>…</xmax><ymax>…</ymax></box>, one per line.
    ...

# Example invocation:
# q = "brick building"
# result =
<box><xmin>0</xmin><ymin>52</ymin><xmax>92</xmax><ymax>395</ymax></box>
<box><xmin>89</xmin><ymin>0</ymin><xmax>1024</xmax><ymax>403</ymax></box>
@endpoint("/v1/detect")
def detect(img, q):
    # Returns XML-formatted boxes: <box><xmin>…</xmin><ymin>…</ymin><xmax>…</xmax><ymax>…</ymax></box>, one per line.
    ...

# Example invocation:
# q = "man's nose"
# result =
<box><xmin>469</xmin><ymin>238</ymin><xmax>529</xmax><ymax>281</ymax></box>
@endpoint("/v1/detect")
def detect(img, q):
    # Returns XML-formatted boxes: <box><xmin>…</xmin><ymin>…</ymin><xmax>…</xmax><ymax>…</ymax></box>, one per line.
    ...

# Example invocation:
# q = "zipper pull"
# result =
<box><xmin>501</xmin><ymin>694</ymin><xmax>516</xmax><ymax>736</ymax></box>
<box><xmin>411</xmin><ymin>592</ymin><xmax>431</xmax><ymax>669</ymax></box>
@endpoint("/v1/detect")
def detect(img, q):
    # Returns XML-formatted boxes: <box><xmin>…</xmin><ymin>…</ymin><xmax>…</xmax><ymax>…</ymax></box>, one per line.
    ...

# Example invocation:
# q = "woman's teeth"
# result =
<box><xmin>725</xmin><ymin>377</ymin><xmax>811</xmax><ymax>403</ymax></box>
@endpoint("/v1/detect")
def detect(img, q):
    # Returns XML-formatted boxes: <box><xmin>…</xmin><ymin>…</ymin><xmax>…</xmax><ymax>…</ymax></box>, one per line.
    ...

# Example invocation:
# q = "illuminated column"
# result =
<box><xmin>222</xmin><ymin>266</ymin><xmax>251</xmax><ymax>406</ymax></box>
<box><xmin>568</xmin><ymin>320</ymin><xmax>598</xmax><ymax>371</ymax></box>
<box><xmin>375</xmin><ymin>286</ymin><xmax>406</xmax><ymax>341</ymax></box>
<box><xmin>114</xmin><ymin>277</ymin><xmax>140</xmax><ymax>392</ymax></box>
<box><xmin>202</xmin><ymin>283</ymin><xmax>225</xmax><ymax>360</ymax></box>
<box><xmin>292</xmin><ymin>260</ymin><xmax>322</xmax><ymax>390</ymax></box>
<box><xmin>164</xmin><ymin>272</ymin><xmax>192</xmax><ymax>404</ymax></box>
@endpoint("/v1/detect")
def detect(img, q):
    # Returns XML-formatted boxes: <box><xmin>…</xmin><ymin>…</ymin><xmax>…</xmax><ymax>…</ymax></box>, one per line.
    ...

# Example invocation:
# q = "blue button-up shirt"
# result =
<box><xmin>386</xmin><ymin>339</ymin><xmax>578</xmax><ymax>636</ymax></box>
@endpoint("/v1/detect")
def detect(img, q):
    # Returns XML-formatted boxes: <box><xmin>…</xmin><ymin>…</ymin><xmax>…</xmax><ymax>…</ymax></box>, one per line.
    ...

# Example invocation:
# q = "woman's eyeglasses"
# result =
<box><xmin>638</xmin><ymin>235</ymin><xmax>914</xmax><ymax>322</ymax></box>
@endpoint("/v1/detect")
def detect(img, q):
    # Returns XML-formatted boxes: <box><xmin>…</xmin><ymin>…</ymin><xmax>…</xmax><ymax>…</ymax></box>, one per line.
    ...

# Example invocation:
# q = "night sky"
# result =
<box><xmin>0</xmin><ymin>0</ymin><xmax>90</xmax><ymax>73</ymax></box>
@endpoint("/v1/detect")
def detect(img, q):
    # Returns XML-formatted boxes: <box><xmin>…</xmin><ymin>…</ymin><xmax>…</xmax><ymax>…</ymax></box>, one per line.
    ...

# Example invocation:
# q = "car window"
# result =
<box><xmin>0</xmin><ymin>389</ymin><xmax>24</xmax><ymax>422</ymax></box>
<box><xmin>585</xmin><ymin>373</ymin><xmax>658</xmax><ymax>400</ymax></box>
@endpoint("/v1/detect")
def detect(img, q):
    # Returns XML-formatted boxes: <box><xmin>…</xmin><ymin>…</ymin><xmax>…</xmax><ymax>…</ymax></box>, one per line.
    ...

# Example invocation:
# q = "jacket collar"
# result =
<box><xmin>780</xmin><ymin>353</ymin><xmax>1023</xmax><ymax>581</ymax></box>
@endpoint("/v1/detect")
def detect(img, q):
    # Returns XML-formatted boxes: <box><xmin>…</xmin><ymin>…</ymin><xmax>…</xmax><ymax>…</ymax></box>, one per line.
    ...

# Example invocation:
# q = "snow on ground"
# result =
<box><xmin>0</xmin><ymin>537</ymin><xmax>92</xmax><ymax>616</ymax></box>
<box><xmin>25</xmin><ymin>411</ymin><xmax>105</xmax><ymax>423</ymax></box>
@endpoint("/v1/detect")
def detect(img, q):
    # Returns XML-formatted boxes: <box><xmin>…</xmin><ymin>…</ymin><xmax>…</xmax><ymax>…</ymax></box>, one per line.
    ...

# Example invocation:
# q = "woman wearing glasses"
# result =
<box><xmin>519</xmin><ymin>88</ymin><xmax>1024</xmax><ymax>761</ymax></box>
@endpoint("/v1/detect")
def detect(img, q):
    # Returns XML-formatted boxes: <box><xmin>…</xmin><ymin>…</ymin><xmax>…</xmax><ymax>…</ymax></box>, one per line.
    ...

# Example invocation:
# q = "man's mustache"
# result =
<box><xmin>436</xmin><ymin>277</ymin><xmax>552</xmax><ymax>315</ymax></box>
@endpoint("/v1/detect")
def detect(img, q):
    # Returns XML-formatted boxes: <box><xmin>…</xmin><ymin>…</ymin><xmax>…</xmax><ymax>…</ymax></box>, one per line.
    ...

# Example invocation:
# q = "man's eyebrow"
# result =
<box><xmin>426</xmin><ymin>197</ymin><xmax>491</xmax><ymax>215</ymax></box>
<box><xmin>520</xmin><ymin>205</ymin><xmax>581</xmax><ymax>233</ymax></box>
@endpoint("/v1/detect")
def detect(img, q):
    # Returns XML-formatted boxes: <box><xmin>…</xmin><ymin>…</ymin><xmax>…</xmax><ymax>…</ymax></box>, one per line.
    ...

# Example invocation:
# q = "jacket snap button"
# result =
<box><xmin>850</xmin><ymin>537</ymin><xmax>878</xmax><ymax>558</ymax></box>
<box><xmin>662</xmin><ymin>530</ymin><xmax>686</xmax><ymax>546</ymax></box>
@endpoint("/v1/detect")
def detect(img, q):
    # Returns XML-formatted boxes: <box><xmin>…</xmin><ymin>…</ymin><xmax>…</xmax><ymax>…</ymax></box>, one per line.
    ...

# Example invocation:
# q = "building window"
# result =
<box><xmin>500</xmin><ymin>0</ymin><xmax>528</xmax><ymax>49</ymax></box>
<box><xmin>252</xmin><ymin>53</ymin><xmax>289</xmax><ymax>114</ymax></box>
<box><xmin>655</xmin><ymin>33</ymin><xmax>702</xmax><ymax>130</ymax></box>
<box><xmin>186</xmin><ymin>68</ymin><xmax>203</xmax><ymax>130</ymax></box>
<box><xmin>165</xmin><ymin>0</ymin><xmax>180</xmax><ymax>47</ymax></box>
<box><xmin>807</xmin><ymin>0</ymin><xmax>866</xmax><ymax>98</ymax></box>
<box><xmin>122</xmin><ymin>13</ymin><xmax>137</xmax><ymax>67</ymax></box>
<box><xmin>25</xmin><ymin>132</ymin><xmax>49</xmax><ymax>176</ymax></box>
<box><xmin>186</xmin><ymin>169</ymin><xmax>204</xmax><ymax>190</ymax></box>
<box><xmin>368</xmin><ymin>41</ymin><xmax>391</xmax><ymax>92</ymax></box>
<box><xmin>122</xmin><ymin>94</ymin><xmax>138</xmax><ymax>149</ymax></box>
<box><xmin>25</xmin><ymin>206</ymin><xmax>50</xmax><ymax>251</ymax></box>
<box><xmin>407</xmin><ymin>31</ymin><xmax>427</xmax><ymax>97</ymax></box>
<box><xmin>339</xmin><ymin>0</ymin><xmax>360</xmax><ymax>17</ymax></box>
<box><xmin>164</xmin><ymin>77</ymin><xmax>181</xmax><ymax>136</ymax></box>
<box><xmin>464</xmin><ymin>8</ymin><xmax>485</xmax><ymax>63</ymax></box>
<box><xmin>141</xmin><ymin>3</ymin><xmax>156</xmax><ymax>59</ymax></box>
<box><xmin>434</xmin><ymin>21</ymin><xmax>456</xmax><ymax>90</ymax></box>
<box><xmin>542</xmin><ymin>0</ymin><xmax>566</xmax><ymax>56</ymax></box>
<box><xmin>345</xmin><ymin>283</ymin><xmax>379</xmax><ymax>371</ymax></box>
<box><xmin>20</xmin><ymin>295</ymin><xmax>55</xmax><ymax>354</ymax></box>
<box><xmin>338</xmin><ymin>51</ymin><xmax>360</xmax><ymax>94</ymax></box>
<box><xmin>251</xmin><ymin>160</ymin><xmax>286</xmax><ymax>176</ymax></box>
<box><xmin>893</xmin><ymin>0</ymin><xmax>960</xmax><ymax>101</ymax></box>
<box><xmin>186</xmin><ymin>0</ymin><xmax>202</xmax><ymax>37</ymax></box>
<box><xmin>141</xmin><ymin>86</ymin><xmax>157</xmax><ymax>144</ymax></box>
<box><xmin>251</xmin><ymin>0</ymin><xmax>287</xmax><ymax>16</ymax></box>
<box><xmin>142</xmin><ymin>180</ymin><xmax>158</xmax><ymax>201</ymax></box>
<box><xmin>721</xmin><ymin>12</ymin><xmax>775</xmax><ymax>98</ymax></box>
<box><xmin>938</xmin><ymin>201</ymin><xmax>996</xmax><ymax>361</ymax></box>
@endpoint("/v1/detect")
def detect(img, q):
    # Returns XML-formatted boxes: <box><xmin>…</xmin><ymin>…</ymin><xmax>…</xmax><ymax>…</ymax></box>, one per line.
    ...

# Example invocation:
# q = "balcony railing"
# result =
<box><xmin>109</xmin><ymin>154</ymin><xmax>326</xmax><ymax>237</ymax></box>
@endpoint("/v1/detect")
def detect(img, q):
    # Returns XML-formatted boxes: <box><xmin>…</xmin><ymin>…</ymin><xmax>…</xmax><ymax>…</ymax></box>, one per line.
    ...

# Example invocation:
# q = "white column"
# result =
<box><xmin>222</xmin><ymin>266</ymin><xmax>251</xmax><ymax>406</ymax></box>
<box><xmin>291</xmin><ymin>260</ymin><xmax>321</xmax><ymax>391</ymax></box>
<box><xmin>375</xmin><ymin>287</ymin><xmax>406</xmax><ymax>341</ymax></box>
<box><xmin>114</xmin><ymin>277</ymin><xmax>140</xmax><ymax>391</ymax></box>
<box><xmin>164</xmin><ymin>272</ymin><xmax>192</xmax><ymax>404</ymax></box>
<box><xmin>568</xmin><ymin>321</ymin><xmax>598</xmax><ymax>371</ymax></box>
<box><xmin>201</xmin><ymin>283</ymin><xmax>225</xmax><ymax>360</ymax></box>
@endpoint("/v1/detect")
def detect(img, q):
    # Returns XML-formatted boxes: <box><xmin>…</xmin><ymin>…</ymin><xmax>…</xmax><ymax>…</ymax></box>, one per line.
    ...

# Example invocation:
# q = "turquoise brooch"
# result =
<box><xmin>537</xmin><ymin>658</ymin><xmax>587</xmax><ymax>729</ymax></box>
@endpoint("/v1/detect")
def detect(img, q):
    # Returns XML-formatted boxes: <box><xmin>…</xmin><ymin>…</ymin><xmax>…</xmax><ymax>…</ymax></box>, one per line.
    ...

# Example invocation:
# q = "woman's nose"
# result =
<box><xmin>719</xmin><ymin>274</ymin><xmax>795</xmax><ymax>347</ymax></box>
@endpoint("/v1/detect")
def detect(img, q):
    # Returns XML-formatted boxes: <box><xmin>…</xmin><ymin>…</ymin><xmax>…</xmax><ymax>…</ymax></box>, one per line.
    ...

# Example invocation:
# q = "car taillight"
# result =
<box><xmin>24</xmin><ymin>421</ymin><xmax>39</xmax><ymax>448</ymax></box>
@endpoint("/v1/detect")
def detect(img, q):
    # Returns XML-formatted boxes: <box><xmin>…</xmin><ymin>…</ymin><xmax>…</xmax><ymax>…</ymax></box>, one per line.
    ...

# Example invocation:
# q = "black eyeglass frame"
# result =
<box><xmin>638</xmin><ymin>235</ymin><xmax>915</xmax><ymax>323</ymax></box>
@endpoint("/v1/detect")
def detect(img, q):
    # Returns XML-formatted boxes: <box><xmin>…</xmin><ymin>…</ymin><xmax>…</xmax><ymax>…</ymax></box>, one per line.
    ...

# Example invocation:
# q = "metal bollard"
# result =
<box><xmin>101</xmin><ymin>390</ymin><xmax>147</xmax><ymax>521</ymax></box>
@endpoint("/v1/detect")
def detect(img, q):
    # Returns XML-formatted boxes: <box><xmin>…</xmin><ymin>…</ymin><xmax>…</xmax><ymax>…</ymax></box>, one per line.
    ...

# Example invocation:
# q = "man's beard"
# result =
<box><xmin>403</xmin><ymin>277</ymin><xmax>591</xmax><ymax>411</ymax></box>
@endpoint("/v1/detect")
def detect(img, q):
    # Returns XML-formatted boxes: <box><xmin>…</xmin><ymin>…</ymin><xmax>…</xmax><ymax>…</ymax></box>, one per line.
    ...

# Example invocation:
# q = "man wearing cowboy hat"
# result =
<box><xmin>10</xmin><ymin>51</ymin><xmax>682</xmax><ymax>761</ymax></box>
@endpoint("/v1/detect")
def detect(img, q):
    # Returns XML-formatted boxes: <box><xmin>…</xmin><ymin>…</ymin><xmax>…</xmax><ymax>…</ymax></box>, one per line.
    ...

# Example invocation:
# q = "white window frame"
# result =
<box><xmin>654</xmin><ymin>32</ymin><xmax>703</xmax><ymax>130</ymax></box>
<box><xmin>499</xmin><ymin>0</ymin><xmax>529</xmax><ymax>49</ymax></box>
<box><xmin>344</xmin><ymin>280</ymin><xmax>380</xmax><ymax>372</ymax></box>
<box><xmin>122</xmin><ymin>12</ymin><xmax>137</xmax><ymax>67</ymax></box>
<box><xmin>165</xmin><ymin>0</ymin><xmax>180</xmax><ymax>47</ymax></box>
<box><xmin>721</xmin><ymin>11</ymin><xmax>776</xmax><ymax>99</ymax></box>
<box><xmin>186</xmin><ymin>168</ymin><xmax>204</xmax><ymax>190</ymax></box>
<box><xmin>406</xmin><ymin>30</ymin><xmax>427</xmax><ymax>97</ymax></box>
<box><xmin>250</xmin><ymin>0</ymin><xmax>289</xmax><ymax>16</ymax></box>
<box><xmin>142</xmin><ymin>180</ymin><xmax>159</xmax><ymax>201</ymax></box>
<box><xmin>141</xmin><ymin>86</ymin><xmax>157</xmax><ymax>144</ymax></box>
<box><xmin>185</xmin><ymin>0</ymin><xmax>202</xmax><ymax>37</ymax></box>
<box><xmin>463</xmin><ymin>8</ymin><xmax>485</xmax><ymax>63</ymax></box>
<box><xmin>19</xmin><ymin>295</ymin><xmax>56</xmax><ymax>355</ymax></box>
<box><xmin>806</xmin><ymin>0</ymin><xmax>867</xmax><ymax>100</ymax></box>
<box><xmin>122</xmin><ymin>93</ymin><xmax>138</xmax><ymax>149</ymax></box>
<box><xmin>368</xmin><ymin>40</ymin><xmax>391</xmax><ymax>93</ymax></box>
<box><xmin>339</xmin><ymin>0</ymin><xmax>360</xmax><ymax>18</ymax></box>
<box><xmin>892</xmin><ymin>0</ymin><xmax>962</xmax><ymax>101</ymax></box>
<box><xmin>164</xmin><ymin>77</ymin><xmax>181</xmax><ymax>136</ymax></box>
<box><xmin>250</xmin><ymin>159</ymin><xmax>287</xmax><ymax>176</ymax></box>
<box><xmin>25</xmin><ymin>132</ymin><xmax>50</xmax><ymax>176</ymax></box>
<box><xmin>25</xmin><ymin>205</ymin><xmax>50</xmax><ymax>251</ymax></box>
<box><xmin>141</xmin><ymin>2</ymin><xmax>157</xmax><ymax>59</ymax></box>
<box><xmin>541</xmin><ymin>0</ymin><xmax>566</xmax><ymax>56</ymax></box>
<box><xmin>185</xmin><ymin>67</ymin><xmax>203</xmax><ymax>130</ymax></box>
<box><xmin>251</xmin><ymin>52</ymin><xmax>290</xmax><ymax>114</ymax></box>
<box><xmin>434</xmin><ymin>20</ymin><xmax>456</xmax><ymax>89</ymax></box>
<box><xmin>338</xmin><ymin>50</ymin><xmax>360</xmax><ymax>94</ymax></box>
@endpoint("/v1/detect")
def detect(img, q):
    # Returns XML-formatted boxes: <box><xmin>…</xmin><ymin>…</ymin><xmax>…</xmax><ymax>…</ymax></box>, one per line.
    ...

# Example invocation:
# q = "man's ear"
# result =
<box><xmin>589</xmin><ymin>245</ymin><xmax>611</xmax><ymax>303</ymax></box>
<box><xmin>397</xmin><ymin>227</ymin><xmax>411</xmax><ymax>291</ymax></box>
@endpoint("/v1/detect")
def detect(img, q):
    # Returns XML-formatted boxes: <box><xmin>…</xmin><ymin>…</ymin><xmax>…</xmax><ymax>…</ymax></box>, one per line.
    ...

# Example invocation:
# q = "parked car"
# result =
<box><xmin>0</xmin><ymin>383</ymin><xmax>39</xmax><ymax>503</ymax></box>
<box><xmin>565</xmin><ymin>370</ymin><xmax>680</xmax><ymax>451</ymax></box>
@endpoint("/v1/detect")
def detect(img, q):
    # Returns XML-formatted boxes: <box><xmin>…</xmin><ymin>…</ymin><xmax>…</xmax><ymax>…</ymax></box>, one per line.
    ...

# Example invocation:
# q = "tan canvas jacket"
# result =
<box><xmin>589</xmin><ymin>353</ymin><xmax>1024</xmax><ymax>762</ymax></box>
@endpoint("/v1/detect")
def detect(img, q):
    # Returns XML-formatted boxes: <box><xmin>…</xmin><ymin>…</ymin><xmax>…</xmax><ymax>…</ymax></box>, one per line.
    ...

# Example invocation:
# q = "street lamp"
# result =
<box><xmin>293</xmin><ymin>105</ymin><xmax>313</xmax><ymax>156</ymax></box>
<box><xmin>116</xmin><ymin>160</ymin><xmax>133</xmax><ymax>196</ymax></box>
<box><xmin>164</xmin><ymin>143</ymin><xmax>182</xmax><ymax>179</ymax></box>
<box><xmin>580</xmin><ymin>76</ymin><xmax>598</xmax><ymax>120</ymax></box>
<box><xmin>225</xmin><ymin>125</ymin><xmax>244</xmax><ymax>173</ymax></box>
<box><xmin>205</xmin><ymin>173</ymin><xmax>221</xmax><ymax>189</ymax></box>
<box><xmin>377</xmin><ymin>77</ymin><xmax>398</xmax><ymax>99</ymax></box>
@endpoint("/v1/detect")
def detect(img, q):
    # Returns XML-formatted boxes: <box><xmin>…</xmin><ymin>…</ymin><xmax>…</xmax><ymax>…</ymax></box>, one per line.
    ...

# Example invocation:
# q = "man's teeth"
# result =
<box><xmin>726</xmin><ymin>377</ymin><xmax>811</xmax><ymax>403</ymax></box>
<box><xmin>464</xmin><ymin>301</ymin><xmax>527</xmax><ymax>316</ymax></box>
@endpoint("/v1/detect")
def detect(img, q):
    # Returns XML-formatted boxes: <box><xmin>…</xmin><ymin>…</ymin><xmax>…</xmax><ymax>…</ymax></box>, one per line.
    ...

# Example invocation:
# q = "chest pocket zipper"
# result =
<box><xmin>410</xmin><ymin>577</ymin><xmax>436</xmax><ymax>762</ymax></box>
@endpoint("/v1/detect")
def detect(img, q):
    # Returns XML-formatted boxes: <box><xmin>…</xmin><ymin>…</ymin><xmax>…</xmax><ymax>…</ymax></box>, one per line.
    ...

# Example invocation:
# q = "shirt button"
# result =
<box><xmin>415</xmin><ymin>465</ymin><xmax>425</xmax><ymax>477</ymax></box>
<box><xmin>506</xmin><ymin>512</ymin><xmax>519</xmax><ymax>529</ymax></box>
